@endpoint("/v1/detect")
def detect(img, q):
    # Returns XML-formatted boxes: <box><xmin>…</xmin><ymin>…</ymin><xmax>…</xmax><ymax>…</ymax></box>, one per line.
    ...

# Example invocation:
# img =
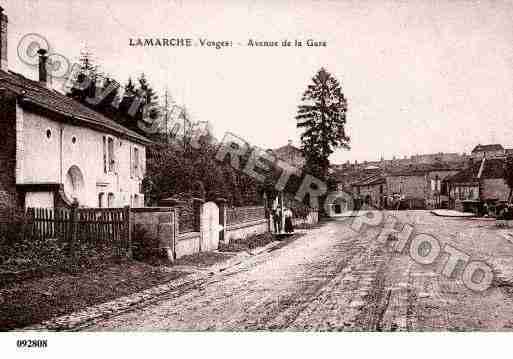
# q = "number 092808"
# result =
<box><xmin>16</xmin><ymin>339</ymin><xmax>48</xmax><ymax>348</ymax></box>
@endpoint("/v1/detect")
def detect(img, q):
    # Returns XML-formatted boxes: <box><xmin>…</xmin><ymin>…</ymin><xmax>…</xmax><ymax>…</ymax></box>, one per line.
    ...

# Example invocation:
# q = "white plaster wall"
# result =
<box><xmin>17</xmin><ymin>107</ymin><xmax>146</xmax><ymax>208</ymax></box>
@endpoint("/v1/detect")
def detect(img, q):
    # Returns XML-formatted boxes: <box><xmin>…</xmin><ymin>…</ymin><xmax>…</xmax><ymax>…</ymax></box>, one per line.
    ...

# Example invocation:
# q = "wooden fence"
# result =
<box><xmin>24</xmin><ymin>205</ymin><xmax>131</xmax><ymax>258</ymax></box>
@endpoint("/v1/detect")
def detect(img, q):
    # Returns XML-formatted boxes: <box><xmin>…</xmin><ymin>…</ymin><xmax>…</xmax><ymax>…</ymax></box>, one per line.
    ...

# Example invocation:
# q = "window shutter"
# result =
<box><xmin>130</xmin><ymin>146</ymin><xmax>133</xmax><ymax>178</ymax></box>
<box><xmin>102</xmin><ymin>136</ymin><xmax>107</xmax><ymax>174</ymax></box>
<box><xmin>141</xmin><ymin>149</ymin><xmax>146</xmax><ymax>178</ymax></box>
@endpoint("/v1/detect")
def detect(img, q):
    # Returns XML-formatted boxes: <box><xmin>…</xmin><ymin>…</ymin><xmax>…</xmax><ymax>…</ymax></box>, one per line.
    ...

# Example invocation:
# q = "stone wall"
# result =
<box><xmin>481</xmin><ymin>178</ymin><xmax>509</xmax><ymax>201</ymax></box>
<box><xmin>129</xmin><ymin>203</ymin><xmax>272</xmax><ymax>260</ymax></box>
<box><xmin>225</xmin><ymin>219</ymin><xmax>269</xmax><ymax>243</ymax></box>
<box><xmin>131</xmin><ymin>207</ymin><xmax>176</xmax><ymax>261</ymax></box>
<box><xmin>175</xmin><ymin>231</ymin><xmax>201</xmax><ymax>258</ymax></box>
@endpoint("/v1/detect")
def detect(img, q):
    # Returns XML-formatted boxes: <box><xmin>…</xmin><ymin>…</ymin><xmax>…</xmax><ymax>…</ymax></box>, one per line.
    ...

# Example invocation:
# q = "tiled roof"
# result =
<box><xmin>443</xmin><ymin>162</ymin><xmax>480</xmax><ymax>183</ymax></box>
<box><xmin>386</xmin><ymin>162</ymin><xmax>464</xmax><ymax>176</ymax></box>
<box><xmin>480</xmin><ymin>158</ymin><xmax>505</xmax><ymax>178</ymax></box>
<box><xmin>471</xmin><ymin>144</ymin><xmax>504</xmax><ymax>153</ymax></box>
<box><xmin>353</xmin><ymin>174</ymin><xmax>386</xmax><ymax>186</ymax></box>
<box><xmin>0</xmin><ymin>69</ymin><xmax>151</xmax><ymax>145</ymax></box>
<box><xmin>273</xmin><ymin>143</ymin><xmax>303</xmax><ymax>155</ymax></box>
<box><xmin>445</xmin><ymin>158</ymin><xmax>505</xmax><ymax>183</ymax></box>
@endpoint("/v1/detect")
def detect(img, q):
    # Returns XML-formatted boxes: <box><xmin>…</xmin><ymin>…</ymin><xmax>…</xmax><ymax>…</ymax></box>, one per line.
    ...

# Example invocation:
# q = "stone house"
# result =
<box><xmin>0</xmin><ymin>9</ymin><xmax>150</xmax><ymax>217</ymax></box>
<box><xmin>471</xmin><ymin>144</ymin><xmax>505</xmax><ymax>159</ymax></box>
<box><xmin>352</xmin><ymin>174</ymin><xmax>386</xmax><ymax>208</ymax></box>
<box><xmin>272</xmin><ymin>140</ymin><xmax>306</xmax><ymax>169</ymax></box>
<box><xmin>445</xmin><ymin>157</ymin><xmax>509</xmax><ymax>212</ymax></box>
<box><xmin>384</xmin><ymin>168</ymin><xmax>427</xmax><ymax>208</ymax></box>
<box><xmin>348</xmin><ymin>163</ymin><xmax>462</xmax><ymax>209</ymax></box>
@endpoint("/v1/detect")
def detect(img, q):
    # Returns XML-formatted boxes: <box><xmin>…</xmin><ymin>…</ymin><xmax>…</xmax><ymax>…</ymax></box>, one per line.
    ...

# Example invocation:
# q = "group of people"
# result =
<box><xmin>271</xmin><ymin>206</ymin><xmax>294</xmax><ymax>234</ymax></box>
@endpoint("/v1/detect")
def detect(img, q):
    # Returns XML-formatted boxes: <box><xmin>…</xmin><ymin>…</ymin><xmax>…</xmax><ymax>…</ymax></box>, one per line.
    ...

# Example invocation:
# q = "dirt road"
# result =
<box><xmin>87</xmin><ymin>211</ymin><xmax>513</xmax><ymax>331</ymax></box>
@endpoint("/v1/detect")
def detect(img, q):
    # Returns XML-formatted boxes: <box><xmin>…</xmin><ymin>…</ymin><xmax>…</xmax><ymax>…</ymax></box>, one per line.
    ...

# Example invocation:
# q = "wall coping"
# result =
<box><xmin>130</xmin><ymin>207</ymin><xmax>176</xmax><ymax>213</ymax></box>
<box><xmin>226</xmin><ymin>218</ymin><xmax>268</xmax><ymax>231</ymax></box>
<box><xmin>177</xmin><ymin>231</ymin><xmax>200</xmax><ymax>241</ymax></box>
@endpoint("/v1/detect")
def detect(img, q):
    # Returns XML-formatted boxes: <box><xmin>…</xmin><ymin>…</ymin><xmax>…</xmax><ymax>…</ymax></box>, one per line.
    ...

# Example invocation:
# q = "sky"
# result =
<box><xmin>3</xmin><ymin>0</ymin><xmax>513</xmax><ymax>163</ymax></box>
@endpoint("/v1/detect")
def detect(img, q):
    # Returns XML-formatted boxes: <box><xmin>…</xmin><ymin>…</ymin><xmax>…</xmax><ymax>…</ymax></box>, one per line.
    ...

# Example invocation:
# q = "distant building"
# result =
<box><xmin>445</xmin><ymin>157</ymin><xmax>509</xmax><ymax>213</ymax></box>
<box><xmin>410</xmin><ymin>152</ymin><xmax>467</xmax><ymax>164</ymax></box>
<box><xmin>352</xmin><ymin>174</ymin><xmax>386</xmax><ymax>208</ymax></box>
<box><xmin>346</xmin><ymin>162</ymin><xmax>464</xmax><ymax>209</ymax></box>
<box><xmin>272</xmin><ymin>140</ymin><xmax>305</xmax><ymax>168</ymax></box>
<box><xmin>471</xmin><ymin>144</ymin><xmax>505</xmax><ymax>159</ymax></box>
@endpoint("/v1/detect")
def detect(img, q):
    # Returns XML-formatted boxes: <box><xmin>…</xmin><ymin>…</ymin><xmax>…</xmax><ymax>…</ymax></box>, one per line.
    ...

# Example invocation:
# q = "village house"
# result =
<box><xmin>470</xmin><ymin>144</ymin><xmax>505</xmax><ymax>159</ymax></box>
<box><xmin>444</xmin><ymin>157</ymin><xmax>509</xmax><ymax>213</ymax></box>
<box><xmin>348</xmin><ymin>162</ymin><xmax>463</xmax><ymax>209</ymax></box>
<box><xmin>272</xmin><ymin>140</ymin><xmax>306</xmax><ymax>168</ymax></box>
<box><xmin>351</xmin><ymin>173</ymin><xmax>386</xmax><ymax>208</ymax></box>
<box><xmin>0</xmin><ymin>9</ymin><xmax>150</xmax><ymax>217</ymax></box>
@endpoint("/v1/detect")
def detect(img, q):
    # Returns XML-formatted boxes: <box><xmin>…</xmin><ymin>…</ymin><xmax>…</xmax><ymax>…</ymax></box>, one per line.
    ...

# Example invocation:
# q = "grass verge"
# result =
<box><xmin>0</xmin><ymin>260</ymin><xmax>188</xmax><ymax>330</ymax></box>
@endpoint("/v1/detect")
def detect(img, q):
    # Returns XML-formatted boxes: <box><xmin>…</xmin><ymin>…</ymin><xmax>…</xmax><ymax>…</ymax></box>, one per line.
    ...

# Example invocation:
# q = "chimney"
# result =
<box><xmin>0</xmin><ymin>7</ymin><xmax>8</xmax><ymax>71</ymax></box>
<box><xmin>37</xmin><ymin>49</ymin><xmax>50</xmax><ymax>87</ymax></box>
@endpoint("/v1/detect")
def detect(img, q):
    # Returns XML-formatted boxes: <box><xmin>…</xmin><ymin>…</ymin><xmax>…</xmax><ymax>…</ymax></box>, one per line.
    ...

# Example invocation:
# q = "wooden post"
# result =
<box><xmin>68</xmin><ymin>201</ymin><xmax>79</xmax><ymax>270</ymax></box>
<box><xmin>124</xmin><ymin>205</ymin><xmax>132</xmax><ymax>259</ymax></box>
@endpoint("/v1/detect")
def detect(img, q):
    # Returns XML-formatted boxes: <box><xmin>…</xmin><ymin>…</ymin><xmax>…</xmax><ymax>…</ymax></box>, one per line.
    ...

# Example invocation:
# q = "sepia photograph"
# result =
<box><xmin>1</xmin><ymin>0</ymin><xmax>513</xmax><ymax>356</ymax></box>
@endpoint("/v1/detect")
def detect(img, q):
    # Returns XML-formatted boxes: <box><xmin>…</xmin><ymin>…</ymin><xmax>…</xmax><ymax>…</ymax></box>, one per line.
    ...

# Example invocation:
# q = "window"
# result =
<box><xmin>134</xmin><ymin>194</ymin><xmax>139</xmax><ymax>207</ymax></box>
<box><xmin>108</xmin><ymin>137</ymin><xmax>115</xmax><ymax>172</ymax></box>
<box><xmin>102</xmin><ymin>136</ymin><xmax>107</xmax><ymax>174</ymax></box>
<box><xmin>98</xmin><ymin>193</ymin><xmax>104</xmax><ymax>208</ymax></box>
<box><xmin>107</xmin><ymin>193</ymin><xmax>114</xmax><ymax>208</ymax></box>
<box><xmin>72</xmin><ymin>136</ymin><xmax>77</xmax><ymax>144</ymax></box>
<box><xmin>46</xmin><ymin>129</ymin><xmax>52</xmax><ymax>139</ymax></box>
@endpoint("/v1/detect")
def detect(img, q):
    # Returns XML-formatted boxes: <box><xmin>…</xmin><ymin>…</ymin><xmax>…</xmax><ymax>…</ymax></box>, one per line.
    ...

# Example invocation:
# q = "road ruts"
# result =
<box><xmin>87</xmin><ymin>219</ymin><xmax>393</xmax><ymax>331</ymax></box>
<box><xmin>86</xmin><ymin>210</ymin><xmax>513</xmax><ymax>331</ymax></box>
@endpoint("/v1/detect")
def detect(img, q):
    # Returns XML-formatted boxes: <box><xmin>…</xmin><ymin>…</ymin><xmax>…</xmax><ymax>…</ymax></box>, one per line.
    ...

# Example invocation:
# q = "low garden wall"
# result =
<box><xmin>130</xmin><ymin>207</ymin><xmax>176</xmax><ymax>262</ymax></box>
<box><xmin>225</xmin><ymin>218</ymin><xmax>269</xmax><ymax>243</ymax></box>
<box><xmin>175</xmin><ymin>231</ymin><xmax>202</xmax><ymax>259</ymax></box>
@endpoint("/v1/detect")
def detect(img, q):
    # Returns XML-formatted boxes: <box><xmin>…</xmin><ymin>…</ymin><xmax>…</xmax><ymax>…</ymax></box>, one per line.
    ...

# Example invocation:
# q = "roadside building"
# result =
<box><xmin>423</xmin><ymin>163</ymin><xmax>463</xmax><ymax>208</ymax></box>
<box><xmin>445</xmin><ymin>157</ymin><xmax>509</xmax><ymax>214</ymax></box>
<box><xmin>471</xmin><ymin>144</ymin><xmax>505</xmax><ymax>159</ymax></box>
<box><xmin>0</xmin><ymin>8</ymin><xmax>150</xmax><ymax>218</ymax></box>
<box><xmin>385</xmin><ymin>168</ymin><xmax>427</xmax><ymax>209</ymax></box>
<box><xmin>352</xmin><ymin>174</ymin><xmax>386</xmax><ymax>209</ymax></box>
<box><xmin>382</xmin><ymin>163</ymin><xmax>462</xmax><ymax>209</ymax></box>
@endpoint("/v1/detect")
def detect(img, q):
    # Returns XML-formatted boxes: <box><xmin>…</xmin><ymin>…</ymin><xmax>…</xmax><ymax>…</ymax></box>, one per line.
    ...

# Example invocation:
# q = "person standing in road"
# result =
<box><xmin>284</xmin><ymin>207</ymin><xmax>294</xmax><ymax>233</ymax></box>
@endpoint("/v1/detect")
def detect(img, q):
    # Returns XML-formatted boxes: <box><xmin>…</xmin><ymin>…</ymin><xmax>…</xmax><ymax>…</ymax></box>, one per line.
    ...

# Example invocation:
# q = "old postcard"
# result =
<box><xmin>1</xmin><ymin>0</ymin><xmax>513</xmax><ymax>356</ymax></box>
